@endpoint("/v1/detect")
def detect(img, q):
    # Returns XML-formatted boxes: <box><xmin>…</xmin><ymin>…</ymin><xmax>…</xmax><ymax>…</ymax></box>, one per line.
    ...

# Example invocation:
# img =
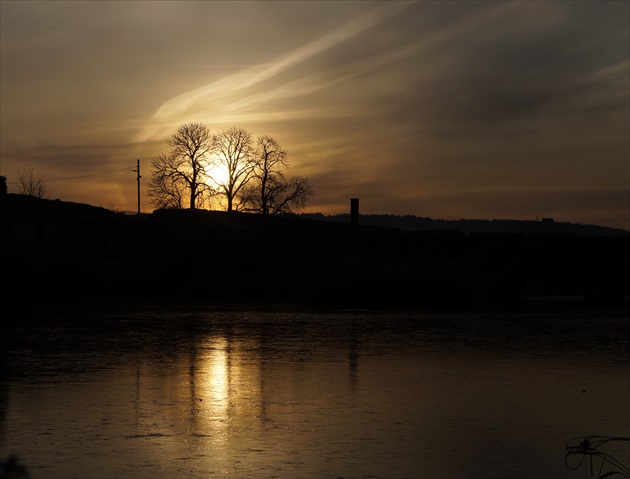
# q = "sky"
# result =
<box><xmin>1</xmin><ymin>0</ymin><xmax>629</xmax><ymax>230</ymax></box>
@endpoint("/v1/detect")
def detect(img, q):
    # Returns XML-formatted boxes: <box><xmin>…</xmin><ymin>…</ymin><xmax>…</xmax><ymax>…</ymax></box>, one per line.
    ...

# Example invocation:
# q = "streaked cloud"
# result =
<box><xmin>133</xmin><ymin>2</ymin><xmax>413</xmax><ymax>142</ymax></box>
<box><xmin>1</xmin><ymin>0</ymin><xmax>628</xmax><ymax>229</ymax></box>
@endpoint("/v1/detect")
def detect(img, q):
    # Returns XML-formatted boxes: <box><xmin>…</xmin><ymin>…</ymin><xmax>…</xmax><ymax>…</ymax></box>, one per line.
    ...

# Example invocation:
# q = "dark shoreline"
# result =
<box><xmin>3</xmin><ymin>194</ymin><xmax>629</xmax><ymax>313</ymax></box>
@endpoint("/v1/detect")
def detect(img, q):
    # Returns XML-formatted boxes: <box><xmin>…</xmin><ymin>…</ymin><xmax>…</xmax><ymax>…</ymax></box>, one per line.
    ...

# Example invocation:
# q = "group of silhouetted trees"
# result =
<box><xmin>148</xmin><ymin>123</ymin><xmax>313</xmax><ymax>214</ymax></box>
<box><xmin>3</xmin><ymin>123</ymin><xmax>313</xmax><ymax>215</ymax></box>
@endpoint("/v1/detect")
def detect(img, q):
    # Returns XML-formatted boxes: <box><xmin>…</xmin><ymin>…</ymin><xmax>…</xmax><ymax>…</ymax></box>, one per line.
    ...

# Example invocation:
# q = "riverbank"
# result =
<box><xmin>3</xmin><ymin>194</ymin><xmax>629</xmax><ymax>311</ymax></box>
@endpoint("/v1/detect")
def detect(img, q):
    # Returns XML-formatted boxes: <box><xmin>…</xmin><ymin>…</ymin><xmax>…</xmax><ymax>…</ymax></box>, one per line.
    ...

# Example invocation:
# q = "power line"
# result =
<box><xmin>48</xmin><ymin>167</ymin><xmax>133</xmax><ymax>182</ymax></box>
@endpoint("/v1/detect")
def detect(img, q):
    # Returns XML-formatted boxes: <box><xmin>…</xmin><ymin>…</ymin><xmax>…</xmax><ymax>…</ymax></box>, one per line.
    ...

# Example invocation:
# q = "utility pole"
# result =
<box><xmin>133</xmin><ymin>159</ymin><xmax>141</xmax><ymax>217</ymax></box>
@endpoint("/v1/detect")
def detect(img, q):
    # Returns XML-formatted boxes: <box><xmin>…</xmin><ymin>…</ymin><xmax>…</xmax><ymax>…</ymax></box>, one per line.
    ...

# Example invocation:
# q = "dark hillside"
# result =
<box><xmin>2</xmin><ymin>194</ymin><xmax>629</xmax><ymax>310</ymax></box>
<box><xmin>300</xmin><ymin>213</ymin><xmax>630</xmax><ymax>237</ymax></box>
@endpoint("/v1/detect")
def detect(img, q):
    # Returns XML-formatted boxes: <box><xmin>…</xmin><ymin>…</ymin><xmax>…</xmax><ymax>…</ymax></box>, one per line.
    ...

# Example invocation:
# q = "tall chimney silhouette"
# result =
<box><xmin>350</xmin><ymin>198</ymin><xmax>359</xmax><ymax>226</ymax></box>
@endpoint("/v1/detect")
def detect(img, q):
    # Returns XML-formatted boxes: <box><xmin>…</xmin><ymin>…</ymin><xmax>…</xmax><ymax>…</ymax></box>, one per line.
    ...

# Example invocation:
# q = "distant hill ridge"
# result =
<box><xmin>299</xmin><ymin>213</ymin><xmax>630</xmax><ymax>237</ymax></box>
<box><xmin>3</xmin><ymin>194</ymin><xmax>629</xmax><ymax>307</ymax></box>
<box><xmin>2</xmin><ymin>193</ymin><xmax>627</xmax><ymax>237</ymax></box>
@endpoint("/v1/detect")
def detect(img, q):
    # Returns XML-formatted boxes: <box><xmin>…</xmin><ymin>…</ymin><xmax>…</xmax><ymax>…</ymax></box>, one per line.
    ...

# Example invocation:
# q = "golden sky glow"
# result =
<box><xmin>1</xmin><ymin>0</ymin><xmax>628</xmax><ymax>229</ymax></box>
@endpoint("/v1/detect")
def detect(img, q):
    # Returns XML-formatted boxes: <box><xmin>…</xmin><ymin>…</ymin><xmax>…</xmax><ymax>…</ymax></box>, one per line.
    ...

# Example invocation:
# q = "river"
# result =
<box><xmin>1</xmin><ymin>305</ymin><xmax>628</xmax><ymax>479</ymax></box>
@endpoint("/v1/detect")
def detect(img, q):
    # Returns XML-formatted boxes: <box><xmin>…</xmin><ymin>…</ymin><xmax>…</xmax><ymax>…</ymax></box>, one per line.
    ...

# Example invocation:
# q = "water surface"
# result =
<box><xmin>1</xmin><ymin>307</ymin><xmax>628</xmax><ymax>478</ymax></box>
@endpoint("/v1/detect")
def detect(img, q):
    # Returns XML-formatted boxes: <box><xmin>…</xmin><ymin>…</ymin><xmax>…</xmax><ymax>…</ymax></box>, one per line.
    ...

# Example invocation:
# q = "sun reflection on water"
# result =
<box><xmin>190</xmin><ymin>335</ymin><xmax>264</xmax><ymax>450</ymax></box>
<box><xmin>206</xmin><ymin>337</ymin><xmax>230</xmax><ymax>407</ymax></box>
<box><xmin>194</xmin><ymin>336</ymin><xmax>231</xmax><ymax>447</ymax></box>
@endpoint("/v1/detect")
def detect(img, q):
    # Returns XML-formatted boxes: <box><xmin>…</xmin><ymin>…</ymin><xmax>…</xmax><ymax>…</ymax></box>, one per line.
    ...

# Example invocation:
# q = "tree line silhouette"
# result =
<box><xmin>148</xmin><ymin>123</ymin><xmax>313</xmax><ymax>214</ymax></box>
<box><xmin>4</xmin><ymin>123</ymin><xmax>314</xmax><ymax>216</ymax></box>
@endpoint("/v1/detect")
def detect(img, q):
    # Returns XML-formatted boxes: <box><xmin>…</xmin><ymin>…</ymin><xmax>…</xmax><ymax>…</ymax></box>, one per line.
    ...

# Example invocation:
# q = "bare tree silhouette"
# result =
<box><xmin>148</xmin><ymin>123</ymin><xmax>214</xmax><ymax>210</ymax></box>
<box><xmin>14</xmin><ymin>162</ymin><xmax>51</xmax><ymax>198</ymax></box>
<box><xmin>210</xmin><ymin>127</ymin><xmax>256</xmax><ymax>212</ymax></box>
<box><xmin>148</xmin><ymin>153</ymin><xmax>189</xmax><ymax>209</ymax></box>
<box><xmin>248</xmin><ymin>135</ymin><xmax>313</xmax><ymax>215</ymax></box>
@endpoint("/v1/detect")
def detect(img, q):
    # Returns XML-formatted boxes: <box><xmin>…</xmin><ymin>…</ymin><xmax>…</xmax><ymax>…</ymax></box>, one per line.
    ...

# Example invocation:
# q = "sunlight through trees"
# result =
<box><xmin>149</xmin><ymin>123</ymin><xmax>313</xmax><ymax>214</ymax></box>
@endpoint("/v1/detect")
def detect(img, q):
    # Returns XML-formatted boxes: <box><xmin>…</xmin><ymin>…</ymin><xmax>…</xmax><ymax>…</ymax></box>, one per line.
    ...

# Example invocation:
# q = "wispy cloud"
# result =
<box><xmin>132</xmin><ymin>2</ymin><xmax>412</xmax><ymax>142</ymax></box>
<box><xmin>133</xmin><ymin>1</ymin><xmax>549</xmax><ymax>144</ymax></box>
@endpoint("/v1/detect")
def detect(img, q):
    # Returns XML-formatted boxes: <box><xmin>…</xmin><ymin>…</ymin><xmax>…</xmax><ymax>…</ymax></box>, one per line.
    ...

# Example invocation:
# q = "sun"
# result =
<box><xmin>204</xmin><ymin>163</ymin><xmax>232</xmax><ymax>210</ymax></box>
<box><xmin>205</xmin><ymin>164</ymin><xmax>230</xmax><ymax>189</ymax></box>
